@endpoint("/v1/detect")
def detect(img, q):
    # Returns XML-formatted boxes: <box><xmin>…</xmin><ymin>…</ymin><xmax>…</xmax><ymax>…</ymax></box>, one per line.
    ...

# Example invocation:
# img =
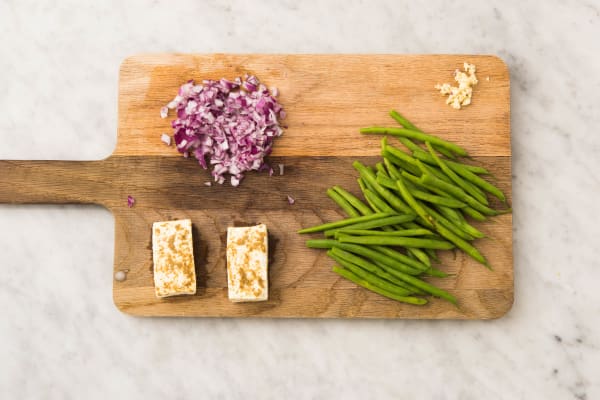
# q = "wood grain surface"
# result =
<box><xmin>0</xmin><ymin>54</ymin><xmax>512</xmax><ymax>318</ymax></box>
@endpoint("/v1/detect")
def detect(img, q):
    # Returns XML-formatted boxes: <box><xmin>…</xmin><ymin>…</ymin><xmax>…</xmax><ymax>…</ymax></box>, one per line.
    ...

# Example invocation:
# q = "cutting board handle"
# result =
<box><xmin>0</xmin><ymin>159</ymin><xmax>114</xmax><ymax>206</ymax></box>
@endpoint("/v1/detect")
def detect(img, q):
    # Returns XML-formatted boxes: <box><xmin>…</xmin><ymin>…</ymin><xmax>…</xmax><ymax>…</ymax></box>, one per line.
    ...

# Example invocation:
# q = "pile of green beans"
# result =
<box><xmin>298</xmin><ymin>110</ymin><xmax>511</xmax><ymax>307</ymax></box>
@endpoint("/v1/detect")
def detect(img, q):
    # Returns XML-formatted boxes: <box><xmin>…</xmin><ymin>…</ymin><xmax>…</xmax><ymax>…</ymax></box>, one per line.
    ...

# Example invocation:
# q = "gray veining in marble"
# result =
<box><xmin>1</xmin><ymin>0</ymin><xmax>599</xmax><ymax>399</ymax></box>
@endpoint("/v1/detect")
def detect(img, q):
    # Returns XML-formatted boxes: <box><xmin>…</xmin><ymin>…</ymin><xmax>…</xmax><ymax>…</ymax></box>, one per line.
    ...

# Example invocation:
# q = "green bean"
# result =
<box><xmin>439</xmin><ymin>208</ymin><xmax>485</xmax><ymax>239</ymax></box>
<box><xmin>413</xmin><ymin>149</ymin><xmax>490</xmax><ymax>175</ymax></box>
<box><xmin>324</xmin><ymin>214</ymin><xmax>416</xmax><ymax>237</ymax></box>
<box><xmin>359</xmin><ymin>189</ymin><xmax>407</xmax><ymax>234</ymax></box>
<box><xmin>358</xmin><ymin>186</ymin><xmax>398</xmax><ymax>232</ymax></box>
<box><xmin>407</xmin><ymin>247</ymin><xmax>431</xmax><ymax>268</ymax></box>
<box><xmin>332</xmin><ymin>266</ymin><xmax>428</xmax><ymax>305</ymax></box>
<box><xmin>371</xmin><ymin>245</ymin><xmax>429</xmax><ymax>272</ymax></box>
<box><xmin>332</xmin><ymin>185</ymin><xmax>373</xmax><ymax>216</ymax></box>
<box><xmin>353</xmin><ymin>161</ymin><xmax>415</xmax><ymax>215</ymax></box>
<box><xmin>389</xmin><ymin>110</ymin><xmax>460</xmax><ymax>161</ymax></box>
<box><xmin>328</xmin><ymin>250</ymin><xmax>413</xmax><ymax>296</ymax></box>
<box><xmin>403</xmin><ymin>220</ymin><xmax>429</xmax><ymax>231</ymax></box>
<box><xmin>431</xmin><ymin>144</ymin><xmax>457</xmax><ymax>160</ymax></box>
<box><xmin>388</xmin><ymin>110</ymin><xmax>457</xmax><ymax>158</ymax></box>
<box><xmin>383</xmin><ymin>150</ymin><xmax>422</xmax><ymax>176</ymax></box>
<box><xmin>370</xmin><ymin>260</ymin><xmax>428</xmax><ymax>294</ymax></box>
<box><xmin>425</xmin><ymin>248</ymin><xmax>439</xmax><ymax>263</ymax></box>
<box><xmin>298</xmin><ymin>212</ymin><xmax>395</xmax><ymax>234</ymax></box>
<box><xmin>363</xmin><ymin>193</ymin><xmax>383</xmax><ymax>213</ymax></box>
<box><xmin>329</xmin><ymin>248</ymin><xmax>422</xmax><ymax>295</ymax></box>
<box><xmin>363</xmin><ymin>192</ymin><xmax>385</xmax><ymax>215</ymax></box>
<box><xmin>347</xmin><ymin>258</ymin><xmax>457</xmax><ymax>304</ymax></box>
<box><xmin>411</xmin><ymin>189</ymin><xmax>467</xmax><ymax>208</ymax></box>
<box><xmin>437</xmin><ymin>205</ymin><xmax>463</xmax><ymax>224</ymax></box>
<box><xmin>383</xmin><ymin>144</ymin><xmax>418</xmax><ymax>167</ymax></box>
<box><xmin>436</xmin><ymin>206</ymin><xmax>484</xmax><ymax>239</ymax></box>
<box><xmin>403</xmin><ymin>182</ymin><xmax>474</xmax><ymax>240</ymax></box>
<box><xmin>420</xmin><ymin>202</ymin><xmax>475</xmax><ymax>241</ymax></box>
<box><xmin>364</xmin><ymin>185</ymin><xmax>430</xmax><ymax>265</ymax></box>
<box><xmin>332</xmin><ymin>242</ymin><xmax>422</xmax><ymax>275</ymax></box>
<box><xmin>458</xmin><ymin>219</ymin><xmax>486</xmax><ymax>239</ymax></box>
<box><xmin>436</xmin><ymin>205</ymin><xmax>485</xmax><ymax>239</ymax></box>
<box><xmin>360</xmin><ymin>177</ymin><xmax>391</xmax><ymax>217</ymax></box>
<box><xmin>377</xmin><ymin>174</ymin><xmax>456</xmax><ymax>217</ymax></box>
<box><xmin>452</xmin><ymin>205</ymin><xmax>468</xmax><ymax>223</ymax></box>
<box><xmin>381</xmin><ymin>136</ymin><xmax>416</xmax><ymax>179</ymax></box>
<box><xmin>389</xmin><ymin>110</ymin><xmax>420</xmax><ymax>131</ymax></box>
<box><xmin>451</xmin><ymin>164</ymin><xmax>507</xmax><ymax>203</ymax></box>
<box><xmin>357</xmin><ymin>177</ymin><xmax>367</xmax><ymax>192</ymax></box>
<box><xmin>394</xmin><ymin>180</ymin><xmax>472</xmax><ymax>240</ymax></box>
<box><xmin>389</xmin><ymin>112</ymin><xmax>458</xmax><ymax>160</ymax></box>
<box><xmin>425</xmin><ymin>142</ymin><xmax>489</xmax><ymax>205</ymax></box>
<box><xmin>396</xmin><ymin>175</ymin><xmax>435</xmax><ymax>228</ymax></box>
<box><xmin>327</xmin><ymin>188</ymin><xmax>360</xmax><ymax>217</ymax></box>
<box><xmin>463</xmin><ymin>207</ymin><xmax>487</xmax><ymax>221</ymax></box>
<box><xmin>337</xmin><ymin>234</ymin><xmax>455</xmax><ymax>250</ymax></box>
<box><xmin>416</xmin><ymin>158</ymin><xmax>455</xmax><ymax>185</ymax></box>
<box><xmin>401</xmin><ymin>170</ymin><xmax>446</xmax><ymax>196</ymax></box>
<box><xmin>376</xmin><ymin>173</ymin><xmax>401</xmax><ymax>192</ymax></box>
<box><xmin>426</xmin><ymin>267</ymin><xmax>449</xmax><ymax>278</ymax></box>
<box><xmin>383</xmin><ymin>157</ymin><xmax>402</xmax><ymax>180</ymax></box>
<box><xmin>433</xmin><ymin>220</ymin><xmax>490</xmax><ymax>268</ymax></box>
<box><xmin>306</xmin><ymin>239</ymin><xmax>338</xmax><ymax>249</ymax></box>
<box><xmin>420</xmin><ymin>173</ymin><xmax>498</xmax><ymax>216</ymax></box>
<box><xmin>336</xmin><ymin>228</ymin><xmax>433</xmax><ymax>237</ymax></box>
<box><xmin>401</xmin><ymin>172</ymin><xmax>474</xmax><ymax>220</ymax></box>
<box><xmin>386</xmin><ymin>142</ymin><xmax>453</xmax><ymax>190</ymax></box>
<box><xmin>360</xmin><ymin>126</ymin><xmax>468</xmax><ymax>157</ymax></box>
<box><xmin>463</xmin><ymin>179</ymin><xmax>488</xmax><ymax>205</ymax></box>
<box><xmin>398</xmin><ymin>137</ymin><xmax>422</xmax><ymax>153</ymax></box>
<box><xmin>375</xmin><ymin>162</ymin><xmax>389</xmax><ymax>178</ymax></box>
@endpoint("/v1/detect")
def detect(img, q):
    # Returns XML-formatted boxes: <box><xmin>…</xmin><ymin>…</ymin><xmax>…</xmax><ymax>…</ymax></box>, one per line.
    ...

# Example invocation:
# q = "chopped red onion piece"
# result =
<box><xmin>204</xmin><ymin>181</ymin><xmax>212</xmax><ymax>187</ymax></box>
<box><xmin>160</xmin><ymin>107</ymin><xmax>168</xmax><ymax>119</ymax></box>
<box><xmin>161</xmin><ymin>133</ymin><xmax>171</xmax><ymax>146</ymax></box>
<box><xmin>164</xmin><ymin>74</ymin><xmax>285</xmax><ymax>186</ymax></box>
<box><xmin>287</xmin><ymin>195</ymin><xmax>295</xmax><ymax>205</ymax></box>
<box><xmin>278</xmin><ymin>163</ymin><xmax>284</xmax><ymax>176</ymax></box>
<box><xmin>127</xmin><ymin>195</ymin><xmax>135</xmax><ymax>208</ymax></box>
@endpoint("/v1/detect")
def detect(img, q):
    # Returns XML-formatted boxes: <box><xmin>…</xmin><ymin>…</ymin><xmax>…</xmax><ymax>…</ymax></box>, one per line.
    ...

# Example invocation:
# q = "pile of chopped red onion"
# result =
<box><xmin>161</xmin><ymin>75</ymin><xmax>285</xmax><ymax>186</ymax></box>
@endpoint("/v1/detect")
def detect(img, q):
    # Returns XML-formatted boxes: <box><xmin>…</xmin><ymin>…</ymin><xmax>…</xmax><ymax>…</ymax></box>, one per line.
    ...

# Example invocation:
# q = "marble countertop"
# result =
<box><xmin>1</xmin><ymin>1</ymin><xmax>599</xmax><ymax>398</ymax></box>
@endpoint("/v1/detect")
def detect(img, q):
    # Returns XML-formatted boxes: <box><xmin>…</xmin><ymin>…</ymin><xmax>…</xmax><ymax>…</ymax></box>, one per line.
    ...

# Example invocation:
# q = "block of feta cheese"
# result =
<box><xmin>152</xmin><ymin>219</ymin><xmax>196</xmax><ymax>298</ymax></box>
<box><xmin>226</xmin><ymin>224</ymin><xmax>268</xmax><ymax>302</ymax></box>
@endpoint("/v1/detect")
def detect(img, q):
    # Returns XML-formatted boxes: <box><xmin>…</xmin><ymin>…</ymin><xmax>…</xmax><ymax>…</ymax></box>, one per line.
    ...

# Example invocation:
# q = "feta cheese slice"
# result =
<box><xmin>152</xmin><ymin>219</ymin><xmax>196</xmax><ymax>298</ymax></box>
<box><xmin>226</xmin><ymin>224</ymin><xmax>268</xmax><ymax>302</ymax></box>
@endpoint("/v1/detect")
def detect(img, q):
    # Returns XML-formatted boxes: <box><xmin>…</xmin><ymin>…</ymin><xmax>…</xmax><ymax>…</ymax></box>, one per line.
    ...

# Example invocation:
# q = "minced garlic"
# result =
<box><xmin>435</xmin><ymin>63</ymin><xmax>478</xmax><ymax>110</ymax></box>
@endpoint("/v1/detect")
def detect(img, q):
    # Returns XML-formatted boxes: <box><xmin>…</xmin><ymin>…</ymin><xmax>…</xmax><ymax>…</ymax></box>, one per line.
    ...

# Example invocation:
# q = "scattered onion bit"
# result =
<box><xmin>204</xmin><ymin>181</ymin><xmax>212</xmax><ymax>187</ymax></box>
<box><xmin>287</xmin><ymin>195</ymin><xmax>295</xmax><ymax>205</ymax></box>
<box><xmin>160</xmin><ymin>107</ymin><xmax>168</xmax><ymax>119</ymax></box>
<box><xmin>127</xmin><ymin>195</ymin><xmax>135</xmax><ymax>208</ymax></box>
<box><xmin>165</xmin><ymin>75</ymin><xmax>285</xmax><ymax>187</ymax></box>
<box><xmin>161</xmin><ymin>133</ymin><xmax>171</xmax><ymax>146</ymax></box>
<box><xmin>278</xmin><ymin>163</ymin><xmax>284</xmax><ymax>176</ymax></box>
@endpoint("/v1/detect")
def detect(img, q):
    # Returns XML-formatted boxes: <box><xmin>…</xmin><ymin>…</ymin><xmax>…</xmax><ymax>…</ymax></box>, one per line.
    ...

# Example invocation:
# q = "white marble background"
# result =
<box><xmin>1</xmin><ymin>0</ymin><xmax>599</xmax><ymax>399</ymax></box>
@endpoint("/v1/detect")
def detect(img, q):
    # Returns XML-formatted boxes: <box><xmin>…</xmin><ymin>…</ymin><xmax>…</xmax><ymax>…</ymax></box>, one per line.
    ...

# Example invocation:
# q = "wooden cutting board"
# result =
<box><xmin>0</xmin><ymin>54</ymin><xmax>512</xmax><ymax>319</ymax></box>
